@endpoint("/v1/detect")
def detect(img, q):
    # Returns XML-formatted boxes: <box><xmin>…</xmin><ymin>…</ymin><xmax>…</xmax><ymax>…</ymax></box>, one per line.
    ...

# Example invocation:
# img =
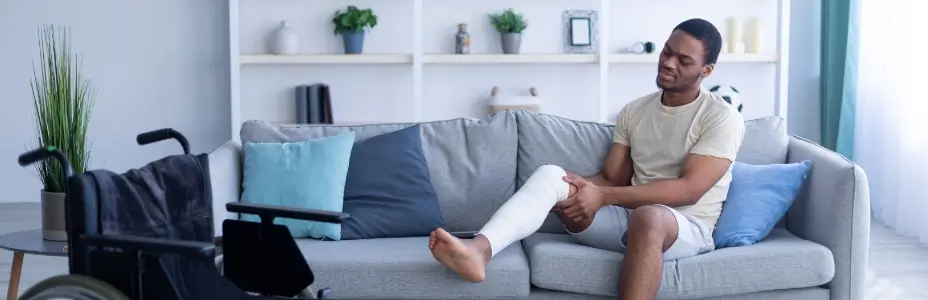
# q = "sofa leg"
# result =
<box><xmin>316</xmin><ymin>287</ymin><xmax>331</xmax><ymax>300</ymax></box>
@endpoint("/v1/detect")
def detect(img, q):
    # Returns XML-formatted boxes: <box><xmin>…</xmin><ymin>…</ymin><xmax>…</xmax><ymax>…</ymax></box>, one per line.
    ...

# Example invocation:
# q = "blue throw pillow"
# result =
<box><xmin>341</xmin><ymin>125</ymin><xmax>444</xmax><ymax>240</ymax></box>
<box><xmin>713</xmin><ymin>160</ymin><xmax>812</xmax><ymax>248</ymax></box>
<box><xmin>240</xmin><ymin>131</ymin><xmax>355</xmax><ymax>240</ymax></box>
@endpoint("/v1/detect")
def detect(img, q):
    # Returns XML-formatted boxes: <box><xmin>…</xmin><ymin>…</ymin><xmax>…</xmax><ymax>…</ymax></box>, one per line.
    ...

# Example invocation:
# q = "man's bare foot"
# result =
<box><xmin>429</xmin><ymin>228</ymin><xmax>489</xmax><ymax>282</ymax></box>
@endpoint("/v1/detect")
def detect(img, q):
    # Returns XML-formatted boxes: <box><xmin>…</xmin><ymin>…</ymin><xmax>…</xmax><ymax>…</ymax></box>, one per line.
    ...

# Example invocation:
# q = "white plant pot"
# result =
<box><xmin>41</xmin><ymin>191</ymin><xmax>68</xmax><ymax>241</ymax></box>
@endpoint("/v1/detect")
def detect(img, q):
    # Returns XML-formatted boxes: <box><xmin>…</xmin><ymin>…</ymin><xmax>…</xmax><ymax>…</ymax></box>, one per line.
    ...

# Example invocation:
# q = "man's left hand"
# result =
<box><xmin>559</xmin><ymin>174</ymin><xmax>606</xmax><ymax>222</ymax></box>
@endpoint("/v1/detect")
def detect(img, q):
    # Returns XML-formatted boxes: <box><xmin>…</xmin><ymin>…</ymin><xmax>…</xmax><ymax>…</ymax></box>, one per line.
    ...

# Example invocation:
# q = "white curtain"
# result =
<box><xmin>854</xmin><ymin>0</ymin><xmax>928</xmax><ymax>244</ymax></box>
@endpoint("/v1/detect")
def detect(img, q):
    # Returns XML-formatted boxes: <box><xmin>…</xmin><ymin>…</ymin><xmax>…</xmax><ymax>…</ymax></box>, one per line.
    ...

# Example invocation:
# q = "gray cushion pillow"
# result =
<box><xmin>341</xmin><ymin>125</ymin><xmax>444</xmax><ymax>240</ymax></box>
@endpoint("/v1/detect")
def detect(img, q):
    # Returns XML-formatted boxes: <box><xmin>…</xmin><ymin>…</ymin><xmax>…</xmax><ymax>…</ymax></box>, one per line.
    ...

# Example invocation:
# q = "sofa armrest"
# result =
<box><xmin>208</xmin><ymin>140</ymin><xmax>243</xmax><ymax>238</ymax></box>
<box><xmin>785</xmin><ymin>136</ymin><xmax>870</xmax><ymax>300</ymax></box>
<box><xmin>83</xmin><ymin>233</ymin><xmax>215</xmax><ymax>257</ymax></box>
<box><xmin>226</xmin><ymin>202</ymin><xmax>350</xmax><ymax>224</ymax></box>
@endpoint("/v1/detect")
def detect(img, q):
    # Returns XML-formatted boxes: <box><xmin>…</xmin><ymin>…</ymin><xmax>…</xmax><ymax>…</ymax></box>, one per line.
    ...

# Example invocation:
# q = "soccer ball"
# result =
<box><xmin>708</xmin><ymin>85</ymin><xmax>743</xmax><ymax>113</ymax></box>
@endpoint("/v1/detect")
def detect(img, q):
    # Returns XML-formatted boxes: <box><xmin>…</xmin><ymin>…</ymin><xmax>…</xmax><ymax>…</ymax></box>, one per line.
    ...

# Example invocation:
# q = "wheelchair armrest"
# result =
<box><xmin>226</xmin><ymin>202</ymin><xmax>350</xmax><ymax>224</ymax></box>
<box><xmin>82</xmin><ymin>233</ymin><xmax>215</xmax><ymax>257</ymax></box>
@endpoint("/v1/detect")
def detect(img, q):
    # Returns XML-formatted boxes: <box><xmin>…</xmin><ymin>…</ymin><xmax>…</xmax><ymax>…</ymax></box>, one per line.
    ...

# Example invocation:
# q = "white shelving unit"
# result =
<box><xmin>228</xmin><ymin>0</ymin><xmax>791</xmax><ymax>142</ymax></box>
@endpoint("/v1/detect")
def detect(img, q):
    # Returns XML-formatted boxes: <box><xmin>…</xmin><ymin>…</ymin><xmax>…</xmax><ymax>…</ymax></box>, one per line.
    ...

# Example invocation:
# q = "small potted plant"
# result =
<box><xmin>489</xmin><ymin>9</ymin><xmax>528</xmax><ymax>54</ymax></box>
<box><xmin>332</xmin><ymin>6</ymin><xmax>378</xmax><ymax>54</ymax></box>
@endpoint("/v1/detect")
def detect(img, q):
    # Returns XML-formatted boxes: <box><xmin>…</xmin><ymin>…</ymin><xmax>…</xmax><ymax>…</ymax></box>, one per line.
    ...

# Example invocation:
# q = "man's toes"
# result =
<box><xmin>435</xmin><ymin>228</ymin><xmax>455</xmax><ymax>242</ymax></box>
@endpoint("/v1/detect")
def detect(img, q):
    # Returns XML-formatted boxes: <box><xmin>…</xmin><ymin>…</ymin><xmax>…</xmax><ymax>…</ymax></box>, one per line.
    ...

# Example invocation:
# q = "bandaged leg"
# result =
<box><xmin>478</xmin><ymin>164</ymin><xmax>572</xmax><ymax>256</ymax></box>
<box><xmin>429</xmin><ymin>165</ymin><xmax>571</xmax><ymax>282</ymax></box>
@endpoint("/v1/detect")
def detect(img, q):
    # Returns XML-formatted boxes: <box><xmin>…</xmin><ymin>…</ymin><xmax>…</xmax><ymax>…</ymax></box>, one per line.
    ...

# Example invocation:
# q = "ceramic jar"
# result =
<box><xmin>270</xmin><ymin>20</ymin><xmax>299</xmax><ymax>55</ymax></box>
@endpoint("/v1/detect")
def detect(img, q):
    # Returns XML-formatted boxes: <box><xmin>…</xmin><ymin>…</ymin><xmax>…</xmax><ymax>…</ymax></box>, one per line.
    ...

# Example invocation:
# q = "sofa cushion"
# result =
<box><xmin>714</xmin><ymin>161</ymin><xmax>812</xmax><ymax>248</ymax></box>
<box><xmin>240</xmin><ymin>111</ymin><xmax>518</xmax><ymax>232</ymax></box>
<box><xmin>340</xmin><ymin>125</ymin><xmax>444</xmax><ymax>240</ymax></box>
<box><xmin>240</xmin><ymin>132</ymin><xmax>355</xmax><ymax>240</ymax></box>
<box><xmin>513</xmin><ymin>110</ymin><xmax>614</xmax><ymax>233</ymax></box>
<box><xmin>295</xmin><ymin>237</ymin><xmax>530</xmax><ymax>299</ymax></box>
<box><xmin>522</xmin><ymin>229</ymin><xmax>834</xmax><ymax>299</ymax></box>
<box><xmin>736</xmin><ymin>116</ymin><xmax>789</xmax><ymax>165</ymax></box>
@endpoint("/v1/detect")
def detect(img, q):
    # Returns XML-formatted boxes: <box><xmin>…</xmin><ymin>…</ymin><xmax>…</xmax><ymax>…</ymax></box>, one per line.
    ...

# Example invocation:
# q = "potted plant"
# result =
<box><xmin>30</xmin><ymin>25</ymin><xmax>95</xmax><ymax>241</ymax></box>
<box><xmin>332</xmin><ymin>6</ymin><xmax>378</xmax><ymax>54</ymax></box>
<box><xmin>489</xmin><ymin>9</ymin><xmax>528</xmax><ymax>54</ymax></box>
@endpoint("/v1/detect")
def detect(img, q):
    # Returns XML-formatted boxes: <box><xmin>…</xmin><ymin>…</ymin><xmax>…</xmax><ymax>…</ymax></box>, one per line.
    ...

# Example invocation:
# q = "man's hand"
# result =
<box><xmin>558</xmin><ymin>173</ymin><xmax>606</xmax><ymax>222</ymax></box>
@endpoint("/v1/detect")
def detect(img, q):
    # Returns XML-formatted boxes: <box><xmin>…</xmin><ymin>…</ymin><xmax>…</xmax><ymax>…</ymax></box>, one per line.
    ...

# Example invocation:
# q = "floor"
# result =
<box><xmin>1</xmin><ymin>202</ymin><xmax>927</xmax><ymax>299</ymax></box>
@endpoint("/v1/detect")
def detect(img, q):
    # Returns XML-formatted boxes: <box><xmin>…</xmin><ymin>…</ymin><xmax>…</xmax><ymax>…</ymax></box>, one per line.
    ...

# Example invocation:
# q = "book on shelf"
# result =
<box><xmin>295</xmin><ymin>84</ymin><xmax>334</xmax><ymax>124</ymax></box>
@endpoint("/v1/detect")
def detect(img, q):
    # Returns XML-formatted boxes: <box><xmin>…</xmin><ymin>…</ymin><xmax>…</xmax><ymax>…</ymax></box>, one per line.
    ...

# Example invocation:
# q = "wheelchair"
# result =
<box><xmin>15</xmin><ymin>128</ymin><xmax>349</xmax><ymax>300</ymax></box>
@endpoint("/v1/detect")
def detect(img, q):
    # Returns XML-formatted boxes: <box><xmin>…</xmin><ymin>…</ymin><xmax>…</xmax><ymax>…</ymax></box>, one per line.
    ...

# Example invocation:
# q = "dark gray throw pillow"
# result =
<box><xmin>341</xmin><ymin>125</ymin><xmax>444</xmax><ymax>240</ymax></box>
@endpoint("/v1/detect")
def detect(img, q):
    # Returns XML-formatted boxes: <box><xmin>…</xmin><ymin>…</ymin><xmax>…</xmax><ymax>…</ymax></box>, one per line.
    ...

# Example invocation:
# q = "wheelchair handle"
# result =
<box><xmin>18</xmin><ymin>146</ymin><xmax>73</xmax><ymax>179</ymax></box>
<box><xmin>137</xmin><ymin>128</ymin><xmax>190</xmax><ymax>154</ymax></box>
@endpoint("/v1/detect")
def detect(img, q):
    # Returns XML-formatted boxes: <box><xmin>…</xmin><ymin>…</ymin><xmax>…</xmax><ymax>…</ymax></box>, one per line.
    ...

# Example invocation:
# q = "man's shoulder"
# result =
<box><xmin>621</xmin><ymin>91</ymin><xmax>661</xmax><ymax>114</ymax></box>
<box><xmin>630</xmin><ymin>91</ymin><xmax>662</xmax><ymax>106</ymax></box>
<box><xmin>700</xmin><ymin>92</ymin><xmax>745</xmax><ymax>123</ymax></box>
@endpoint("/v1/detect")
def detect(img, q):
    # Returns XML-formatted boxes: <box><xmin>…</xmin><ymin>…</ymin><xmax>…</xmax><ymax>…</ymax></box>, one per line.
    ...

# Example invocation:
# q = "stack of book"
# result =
<box><xmin>295</xmin><ymin>84</ymin><xmax>334</xmax><ymax>124</ymax></box>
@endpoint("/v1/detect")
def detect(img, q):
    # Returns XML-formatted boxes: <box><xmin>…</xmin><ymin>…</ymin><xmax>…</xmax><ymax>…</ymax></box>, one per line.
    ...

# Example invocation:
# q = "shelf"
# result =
<box><xmin>237</xmin><ymin>53</ymin><xmax>776</xmax><ymax>65</ymax></box>
<box><xmin>240</xmin><ymin>54</ymin><xmax>412</xmax><ymax>65</ymax></box>
<box><xmin>609</xmin><ymin>53</ymin><xmax>778</xmax><ymax>64</ymax></box>
<box><xmin>423</xmin><ymin>54</ymin><xmax>598</xmax><ymax>64</ymax></box>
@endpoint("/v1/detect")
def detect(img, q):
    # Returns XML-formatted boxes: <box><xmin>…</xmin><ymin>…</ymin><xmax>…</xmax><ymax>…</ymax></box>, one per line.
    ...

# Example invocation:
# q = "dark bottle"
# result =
<box><xmin>455</xmin><ymin>23</ymin><xmax>470</xmax><ymax>54</ymax></box>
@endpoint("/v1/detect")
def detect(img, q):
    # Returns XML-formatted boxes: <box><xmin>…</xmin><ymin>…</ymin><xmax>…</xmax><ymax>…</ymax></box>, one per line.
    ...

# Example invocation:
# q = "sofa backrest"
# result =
<box><xmin>238</xmin><ymin>111</ymin><xmax>519</xmax><ymax>232</ymax></box>
<box><xmin>236</xmin><ymin>109</ymin><xmax>790</xmax><ymax>234</ymax></box>
<box><xmin>510</xmin><ymin>110</ymin><xmax>789</xmax><ymax>233</ymax></box>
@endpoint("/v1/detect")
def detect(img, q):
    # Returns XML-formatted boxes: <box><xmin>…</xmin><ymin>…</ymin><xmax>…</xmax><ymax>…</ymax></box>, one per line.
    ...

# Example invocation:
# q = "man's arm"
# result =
<box><xmin>586</xmin><ymin>143</ymin><xmax>634</xmax><ymax>187</ymax></box>
<box><xmin>600</xmin><ymin>109</ymin><xmax>745</xmax><ymax>208</ymax></box>
<box><xmin>600</xmin><ymin>154</ymin><xmax>731</xmax><ymax>208</ymax></box>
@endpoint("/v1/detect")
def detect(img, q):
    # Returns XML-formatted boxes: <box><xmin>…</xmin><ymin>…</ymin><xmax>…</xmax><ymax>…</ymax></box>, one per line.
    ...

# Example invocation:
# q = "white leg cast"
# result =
<box><xmin>477</xmin><ymin>165</ymin><xmax>571</xmax><ymax>256</ymax></box>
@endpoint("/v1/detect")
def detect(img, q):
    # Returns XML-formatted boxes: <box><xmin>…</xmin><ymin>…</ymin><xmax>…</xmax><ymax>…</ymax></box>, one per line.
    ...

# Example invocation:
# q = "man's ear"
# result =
<box><xmin>701</xmin><ymin>64</ymin><xmax>715</xmax><ymax>78</ymax></box>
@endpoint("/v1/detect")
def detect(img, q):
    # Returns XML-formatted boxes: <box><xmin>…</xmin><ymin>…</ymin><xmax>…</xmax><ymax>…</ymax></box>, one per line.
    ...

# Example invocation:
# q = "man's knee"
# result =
<box><xmin>626</xmin><ymin>205</ymin><xmax>677</xmax><ymax>247</ymax></box>
<box><xmin>534</xmin><ymin>164</ymin><xmax>565</xmax><ymax>177</ymax></box>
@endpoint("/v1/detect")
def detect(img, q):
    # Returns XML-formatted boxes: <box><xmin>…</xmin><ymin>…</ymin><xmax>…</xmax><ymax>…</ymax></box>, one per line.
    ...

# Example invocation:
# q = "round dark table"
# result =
<box><xmin>0</xmin><ymin>229</ymin><xmax>68</xmax><ymax>300</ymax></box>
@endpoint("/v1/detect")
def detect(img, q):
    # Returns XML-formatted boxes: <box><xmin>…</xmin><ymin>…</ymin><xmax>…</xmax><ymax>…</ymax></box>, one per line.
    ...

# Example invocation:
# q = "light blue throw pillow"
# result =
<box><xmin>713</xmin><ymin>160</ymin><xmax>812</xmax><ymax>248</ymax></box>
<box><xmin>240</xmin><ymin>131</ymin><xmax>355</xmax><ymax>240</ymax></box>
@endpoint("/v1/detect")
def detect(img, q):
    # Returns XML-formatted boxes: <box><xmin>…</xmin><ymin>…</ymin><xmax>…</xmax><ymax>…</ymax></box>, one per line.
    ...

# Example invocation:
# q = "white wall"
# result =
<box><xmin>0</xmin><ymin>0</ymin><xmax>231</xmax><ymax>203</ymax></box>
<box><xmin>0</xmin><ymin>0</ymin><xmax>820</xmax><ymax>203</ymax></box>
<box><xmin>238</xmin><ymin>0</ymin><xmax>780</xmax><ymax>124</ymax></box>
<box><xmin>786</xmin><ymin>0</ymin><xmax>822</xmax><ymax>143</ymax></box>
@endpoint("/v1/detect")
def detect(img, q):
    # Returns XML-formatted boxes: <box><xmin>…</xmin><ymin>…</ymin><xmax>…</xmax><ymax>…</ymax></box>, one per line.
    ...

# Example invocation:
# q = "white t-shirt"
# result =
<box><xmin>613</xmin><ymin>88</ymin><xmax>745</xmax><ymax>228</ymax></box>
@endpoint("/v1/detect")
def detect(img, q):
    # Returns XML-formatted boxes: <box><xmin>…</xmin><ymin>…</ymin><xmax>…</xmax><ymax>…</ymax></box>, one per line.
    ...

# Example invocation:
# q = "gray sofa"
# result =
<box><xmin>207</xmin><ymin>109</ymin><xmax>870</xmax><ymax>300</ymax></box>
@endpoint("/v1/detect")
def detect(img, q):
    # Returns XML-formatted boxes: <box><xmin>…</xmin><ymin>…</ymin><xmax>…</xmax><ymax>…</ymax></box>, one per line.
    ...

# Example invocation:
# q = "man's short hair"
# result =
<box><xmin>673</xmin><ymin>18</ymin><xmax>723</xmax><ymax>65</ymax></box>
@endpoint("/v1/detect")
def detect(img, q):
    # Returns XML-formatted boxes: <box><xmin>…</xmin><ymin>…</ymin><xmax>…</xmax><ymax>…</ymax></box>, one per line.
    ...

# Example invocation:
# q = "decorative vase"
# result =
<box><xmin>501</xmin><ymin>33</ymin><xmax>522</xmax><ymax>54</ymax></box>
<box><xmin>269</xmin><ymin>20</ymin><xmax>299</xmax><ymax>55</ymax></box>
<box><xmin>41</xmin><ymin>191</ymin><xmax>67</xmax><ymax>241</ymax></box>
<box><xmin>455</xmin><ymin>23</ymin><xmax>471</xmax><ymax>54</ymax></box>
<box><xmin>342</xmin><ymin>31</ymin><xmax>365</xmax><ymax>54</ymax></box>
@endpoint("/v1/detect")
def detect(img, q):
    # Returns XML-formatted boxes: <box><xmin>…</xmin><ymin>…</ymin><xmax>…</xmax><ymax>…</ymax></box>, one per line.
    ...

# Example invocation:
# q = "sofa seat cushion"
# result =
<box><xmin>522</xmin><ymin>229</ymin><xmax>834</xmax><ymax>299</ymax></box>
<box><xmin>295</xmin><ymin>237</ymin><xmax>530</xmax><ymax>299</ymax></box>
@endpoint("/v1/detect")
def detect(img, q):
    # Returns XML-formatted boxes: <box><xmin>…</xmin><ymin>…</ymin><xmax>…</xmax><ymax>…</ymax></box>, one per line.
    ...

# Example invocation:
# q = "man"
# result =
<box><xmin>428</xmin><ymin>18</ymin><xmax>745</xmax><ymax>300</ymax></box>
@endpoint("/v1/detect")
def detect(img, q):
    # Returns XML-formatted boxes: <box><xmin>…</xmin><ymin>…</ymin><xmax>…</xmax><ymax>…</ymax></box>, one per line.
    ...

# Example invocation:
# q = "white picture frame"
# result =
<box><xmin>563</xmin><ymin>10</ymin><xmax>598</xmax><ymax>53</ymax></box>
<box><xmin>570</xmin><ymin>18</ymin><xmax>592</xmax><ymax>46</ymax></box>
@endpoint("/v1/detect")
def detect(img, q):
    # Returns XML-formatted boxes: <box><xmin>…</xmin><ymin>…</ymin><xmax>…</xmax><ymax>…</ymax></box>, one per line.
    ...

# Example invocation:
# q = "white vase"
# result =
<box><xmin>41</xmin><ymin>191</ymin><xmax>67</xmax><ymax>241</ymax></box>
<box><xmin>269</xmin><ymin>20</ymin><xmax>299</xmax><ymax>55</ymax></box>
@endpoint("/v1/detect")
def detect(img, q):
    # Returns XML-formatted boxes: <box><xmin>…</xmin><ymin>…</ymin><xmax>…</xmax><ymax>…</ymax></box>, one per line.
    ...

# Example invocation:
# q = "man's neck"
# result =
<box><xmin>661</xmin><ymin>87</ymin><xmax>701</xmax><ymax>107</ymax></box>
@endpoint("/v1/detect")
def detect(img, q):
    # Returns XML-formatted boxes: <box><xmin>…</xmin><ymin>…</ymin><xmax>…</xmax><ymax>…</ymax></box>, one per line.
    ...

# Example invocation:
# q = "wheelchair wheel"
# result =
<box><xmin>17</xmin><ymin>274</ymin><xmax>129</xmax><ymax>300</ymax></box>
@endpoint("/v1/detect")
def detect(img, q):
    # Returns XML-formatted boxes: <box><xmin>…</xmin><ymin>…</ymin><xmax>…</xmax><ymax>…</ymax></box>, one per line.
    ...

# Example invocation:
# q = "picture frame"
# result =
<box><xmin>563</xmin><ymin>10</ymin><xmax>598</xmax><ymax>53</ymax></box>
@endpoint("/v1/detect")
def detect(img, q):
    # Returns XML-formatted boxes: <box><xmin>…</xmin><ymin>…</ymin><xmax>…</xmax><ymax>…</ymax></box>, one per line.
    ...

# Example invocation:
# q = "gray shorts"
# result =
<box><xmin>566</xmin><ymin>205</ymin><xmax>715</xmax><ymax>261</ymax></box>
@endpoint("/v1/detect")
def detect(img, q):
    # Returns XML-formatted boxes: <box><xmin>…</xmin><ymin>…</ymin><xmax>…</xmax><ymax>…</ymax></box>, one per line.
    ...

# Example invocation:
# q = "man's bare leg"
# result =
<box><xmin>428</xmin><ymin>165</ymin><xmax>577</xmax><ymax>282</ymax></box>
<box><xmin>619</xmin><ymin>205</ymin><xmax>679</xmax><ymax>300</ymax></box>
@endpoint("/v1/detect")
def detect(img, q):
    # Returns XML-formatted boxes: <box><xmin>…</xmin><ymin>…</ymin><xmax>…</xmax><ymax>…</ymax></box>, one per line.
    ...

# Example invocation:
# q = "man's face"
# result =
<box><xmin>656</xmin><ymin>30</ymin><xmax>713</xmax><ymax>92</ymax></box>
